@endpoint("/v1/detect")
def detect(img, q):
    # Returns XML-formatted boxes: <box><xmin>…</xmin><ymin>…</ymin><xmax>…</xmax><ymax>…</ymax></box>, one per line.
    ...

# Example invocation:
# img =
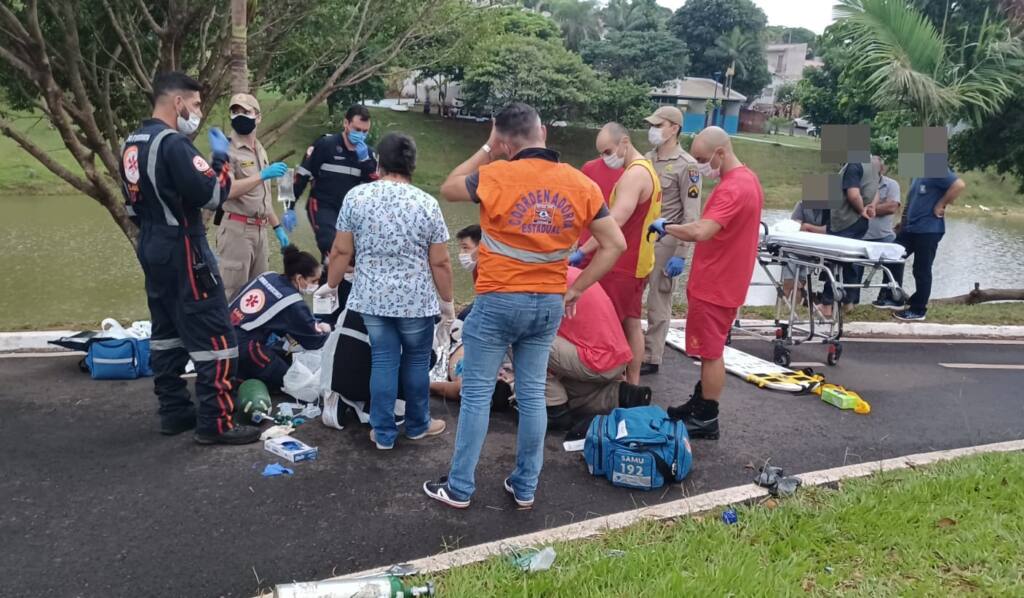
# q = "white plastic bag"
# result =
<box><xmin>282</xmin><ymin>349</ymin><xmax>323</xmax><ymax>403</ymax></box>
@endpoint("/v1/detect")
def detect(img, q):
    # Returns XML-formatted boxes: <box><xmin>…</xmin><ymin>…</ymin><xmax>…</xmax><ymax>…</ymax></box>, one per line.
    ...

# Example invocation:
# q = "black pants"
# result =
<box><xmin>822</xmin><ymin>217</ymin><xmax>870</xmax><ymax>305</ymax></box>
<box><xmin>881</xmin><ymin>231</ymin><xmax>944</xmax><ymax>313</ymax></box>
<box><xmin>138</xmin><ymin>226</ymin><xmax>238</xmax><ymax>435</ymax></box>
<box><xmin>306</xmin><ymin>198</ymin><xmax>340</xmax><ymax>264</ymax></box>
<box><xmin>238</xmin><ymin>338</ymin><xmax>290</xmax><ymax>389</ymax></box>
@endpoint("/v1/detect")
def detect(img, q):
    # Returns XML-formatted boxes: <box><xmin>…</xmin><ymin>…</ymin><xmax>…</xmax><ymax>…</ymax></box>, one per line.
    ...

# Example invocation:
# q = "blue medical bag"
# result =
<box><xmin>583</xmin><ymin>406</ymin><xmax>692</xmax><ymax>491</ymax></box>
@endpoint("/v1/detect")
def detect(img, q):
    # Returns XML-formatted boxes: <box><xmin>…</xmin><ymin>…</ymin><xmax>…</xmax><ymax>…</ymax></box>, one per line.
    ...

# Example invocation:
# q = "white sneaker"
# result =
<box><xmin>369</xmin><ymin>430</ymin><xmax>394</xmax><ymax>450</ymax></box>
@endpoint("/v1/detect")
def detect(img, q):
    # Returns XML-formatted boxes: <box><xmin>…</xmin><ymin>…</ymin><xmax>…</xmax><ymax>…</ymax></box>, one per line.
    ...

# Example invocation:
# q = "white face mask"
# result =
<box><xmin>176</xmin><ymin>104</ymin><xmax>201</xmax><ymax>135</ymax></box>
<box><xmin>458</xmin><ymin>252</ymin><xmax>476</xmax><ymax>271</ymax></box>
<box><xmin>602</xmin><ymin>153</ymin><xmax>624</xmax><ymax>169</ymax></box>
<box><xmin>698</xmin><ymin>151</ymin><xmax>721</xmax><ymax>181</ymax></box>
<box><xmin>302</xmin><ymin>284</ymin><xmax>319</xmax><ymax>295</ymax></box>
<box><xmin>648</xmin><ymin>127</ymin><xmax>665</xmax><ymax>147</ymax></box>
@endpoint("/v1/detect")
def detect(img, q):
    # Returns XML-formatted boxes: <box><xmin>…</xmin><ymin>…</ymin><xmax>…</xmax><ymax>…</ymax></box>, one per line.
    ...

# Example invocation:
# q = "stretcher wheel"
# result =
<box><xmin>827</xmin><ymin>342</ymin><xmax>843</xmax><ymax>366</ymax></box>
<box><xmin>890</xmin><ymin>288</ymin><xmax>907</xmax><ymax>304</ymax></box>
<box><xmin>773</xmin><ymin>344</ymin><xmax>791</xmax><ymax>368</ymax></box>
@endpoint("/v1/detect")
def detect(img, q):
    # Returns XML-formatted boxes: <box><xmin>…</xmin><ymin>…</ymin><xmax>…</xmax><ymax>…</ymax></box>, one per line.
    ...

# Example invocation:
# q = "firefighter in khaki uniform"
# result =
<box><xmin>216</xmin><ymin>93</ymin><xmax>290</xmax><ymax>301</ymax></box>
<box><xmin>641</xmin><ymin>106</ymin><xmax>702</xmax><ymax>376</ymax></box>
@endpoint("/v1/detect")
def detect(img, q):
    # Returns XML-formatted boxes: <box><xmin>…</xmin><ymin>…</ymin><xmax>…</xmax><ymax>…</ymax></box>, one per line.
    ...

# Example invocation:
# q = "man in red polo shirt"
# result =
<box><xmin>648</xmin><ymin>127</ymin><xmax>763</xmax><ymax>440</ymax></box>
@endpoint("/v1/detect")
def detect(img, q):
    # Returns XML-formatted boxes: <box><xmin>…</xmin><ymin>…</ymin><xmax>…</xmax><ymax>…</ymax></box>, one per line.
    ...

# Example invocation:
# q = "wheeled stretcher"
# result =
<box><xmin>732</xmin><ymin>224</ymin><xmax>908</xmax><ymax>366</ymax></box>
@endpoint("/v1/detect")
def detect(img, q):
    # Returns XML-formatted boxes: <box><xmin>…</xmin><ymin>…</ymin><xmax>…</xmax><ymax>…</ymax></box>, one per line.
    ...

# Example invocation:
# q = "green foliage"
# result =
<box><xmin>547</xmin><ymin>0</ymin><xmax>603</xmax><ymax>52</ymax></box>
<box><xmin>794</xmin><ymin>22</ymin><xmax>879</xmax><ymax>127</ymax></box>
<box><xmin>766</xmin><ymin>116</ymin><xmax>790</xmax><ymax>134</ymax></box>
<box><xmin>952</xmin><ymin>98</ymin><xmax>1024</xmax><ymax>192</ymax></box>
<box><xmin>587</xmin><ymin>76</ymin><xmax>655</xmax><ymax>128</ymax></box>
<box><xmin>461</xmin><ymin>34</ymin><xmax>598</xmax><ymax>122</ymax></box>
<box><xmin>581</xmin><ymin>30</ymin><xmax>689</xmax><ymax>87</ymax></box>
<box><xmin>601</xmin><ymin>0</ymin><xmax>672</xmax><ymax>33</ymax></box>
<box><xmin>494</xmin><ymin>6</ymin><xmax>563</xmax><ymax>40</ymax></box>
<box><xmin>775</xmin><ymin>82</ymin><xmax>798</xmax><ymax>105</ymax></box>
<box><xmin>834</xmin><ymin>0</ymin><xmax>1024</xmax><ymax>127</ymax></box>
<box><xmin>668</xmin><ymin>0</ymin><xmax>771</xmax><ymax>97</ymax></box>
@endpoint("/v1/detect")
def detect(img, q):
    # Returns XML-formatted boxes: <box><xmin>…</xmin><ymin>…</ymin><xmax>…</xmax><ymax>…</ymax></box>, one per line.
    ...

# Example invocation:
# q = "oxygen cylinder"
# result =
<box><xmin>238</xmin><ymin>379</ymin><xmax>272</xmax><ymax>423</ymax></box>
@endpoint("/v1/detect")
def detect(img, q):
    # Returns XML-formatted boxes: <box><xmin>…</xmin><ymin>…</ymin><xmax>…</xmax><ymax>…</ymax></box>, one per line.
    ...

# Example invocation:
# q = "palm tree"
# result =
<box><xmin>834</xmin><ymin>0</ymin><xmax>1024</xmax><ymax>126</ymax></box>
<box><xmin>548</xmin><ymin>0</ymin><xmax>602</xmax><ymax>52</ymax></box>
<box><xmin>714</xmin><ymin>27</ymin><xmax>756</xmax><ymax>99</ymax></box>
<box><xmin>602</xmin><ymin>0</ymin><xmax>666</xmax><ymax>33</ymax></box>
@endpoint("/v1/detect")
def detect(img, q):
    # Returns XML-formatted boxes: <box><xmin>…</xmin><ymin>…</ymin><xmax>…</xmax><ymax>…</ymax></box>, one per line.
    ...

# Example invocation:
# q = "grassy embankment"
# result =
<box><xmin>422</xmin><ymin>451</ymin><xmax>1024</xmax><ymax>596</ymax></box>
<box><xmin>4</xmin><ymin>101</ymin><xmax>1023</xmax><ymax>213</ymax></box>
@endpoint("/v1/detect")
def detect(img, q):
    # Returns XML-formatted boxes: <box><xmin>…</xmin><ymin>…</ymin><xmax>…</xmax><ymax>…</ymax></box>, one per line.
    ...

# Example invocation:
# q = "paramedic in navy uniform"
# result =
<box><xmin>118</xmin><ymin>72</ymin><xmax>260</xmax><ymax>445</ymax></box>
<box><xmin>287</xmin><ymin>104</ymin><xmax>378</xmax><ymax>267</ymax></box>
<box><xmin>230</xmin><ymin>246</ymin><xmax>331</xmax><ymax>389</ymax></box>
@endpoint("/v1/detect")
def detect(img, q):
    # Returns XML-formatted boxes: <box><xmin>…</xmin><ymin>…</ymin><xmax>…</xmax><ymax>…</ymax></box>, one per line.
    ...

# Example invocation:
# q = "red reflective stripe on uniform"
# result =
<box><xmin>248</xmin><ymin>340</ymin><xmax>262</xmax><ymax>367</ymax></box>
<box><xmin>210</xmin><ymin>336</ymin><xmax>230</xmax><ymax>432</ymax></box>
<box><xmin>255</xmin><ymin>344</ymin><xmax>271</xmax><ymax>367</ymax></box>
<box><xmin>308</xmin><ymin>197</ymin><xmax>319</xmax><ymax>231</ymax></box>
<box><xmin>220</xmin><ymin>335</ymin><xmax>234</xmax><ymax>414</ymax></box>
<box><xmin>182</xmin><ymin>235</ymin><xmax>200</xmax><ymax>301</ymax></box>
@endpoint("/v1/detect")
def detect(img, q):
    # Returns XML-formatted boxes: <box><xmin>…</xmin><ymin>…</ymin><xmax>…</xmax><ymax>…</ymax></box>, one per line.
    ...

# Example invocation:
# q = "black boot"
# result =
<box><xmin>546</xmin><ymin>406</ymin><xmax>574</xmax><ymax>431</ymax></box>
<box><xmin>683</xmin><ymin>414</ymin><xmax>720</xmax><ymax>440</ymax></box>
<box><xmin>639</xmin><ymin>363</ymin><xmax>660</xmax><ymax>376</ymax></box>
<box><xmin>194</xmin><ymin>424</ymin><xmax>262</xmax><ymax>445</ymax></box>
<box><xmin>160</xmin><ymin>413</ymin><xmax>197</xmax><ymax>436</ymax></box>
<box><xmin>667</xmin><ymin>381</ymin><xmax>703</xmax><ymax>420</ymax></box>
<box><xmin>618</xmin><ymin>383</ymin><xmax>653</xmax><ymax>408</ymax></box>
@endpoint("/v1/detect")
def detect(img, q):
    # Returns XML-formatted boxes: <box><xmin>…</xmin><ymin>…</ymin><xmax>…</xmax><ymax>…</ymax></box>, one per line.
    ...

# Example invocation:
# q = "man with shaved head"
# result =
<box><xmin>572</xmin><ymin>123</ymin><xmax>662</xmax><ymax>385</ymax></box>
<box><xmin>648</xmin><ymin>126</ymin><xmax>763</xmax><ymax>440</ymax></box>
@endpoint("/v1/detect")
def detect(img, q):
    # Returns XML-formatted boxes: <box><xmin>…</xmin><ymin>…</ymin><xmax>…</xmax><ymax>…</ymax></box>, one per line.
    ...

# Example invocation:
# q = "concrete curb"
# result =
<box><xmin>3</xmin><ymin>319</ymin><xmax>1022</xmax><ymax>355</ymax></box>
<box><xmin>331</xmin><ymin>439</ymin><xmax>1024</xmax><ymax>583</ymax></box>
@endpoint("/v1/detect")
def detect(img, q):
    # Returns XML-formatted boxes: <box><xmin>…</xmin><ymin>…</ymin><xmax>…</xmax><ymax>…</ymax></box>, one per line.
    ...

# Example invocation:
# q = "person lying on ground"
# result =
<box><xmin>429</xmin><ymin>303</ymin><xmax>515</xmax><ymax>411</ymax></box>
<box><xmin>546</xmin><ymin>268</ymin><xmax>652</xmax><ymax>431</ymax></box>
<box><xmin>571</xmin><ymin>123</ymin><xmax>662</xmax><ymax>386</ymax></box>
<box><xmin>317</xmin><ymin>132</ymin><xmax>454</xmax><ymax>451</ymax></box>
<box><xmin>648</xmin><ymin>126</ymin><xmax>763</xmax><ymax>441</ymax></box>
<box><xmin>230</xmin><ymin>245</ymin><xmax>330</xmax><ymax>390</ymax></box>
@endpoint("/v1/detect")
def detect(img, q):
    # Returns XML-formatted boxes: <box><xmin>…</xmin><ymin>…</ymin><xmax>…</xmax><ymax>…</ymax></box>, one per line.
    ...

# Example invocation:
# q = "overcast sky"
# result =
<box><xmin>657</xmin><ymin>0</ymin><xmax>835</xmax><ymax>34</ymax></box>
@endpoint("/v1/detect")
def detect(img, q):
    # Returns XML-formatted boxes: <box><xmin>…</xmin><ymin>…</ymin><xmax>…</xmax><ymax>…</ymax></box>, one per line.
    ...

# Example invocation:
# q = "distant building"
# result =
<box><xmin>751</xmin><ymin>43</ymin><xmax>818</xmax><ymax>114</ymax></box>
<box><xmin>650</xmin><ymin>77</ymin><xmax>747</xmax><ymax>135</ymax></box>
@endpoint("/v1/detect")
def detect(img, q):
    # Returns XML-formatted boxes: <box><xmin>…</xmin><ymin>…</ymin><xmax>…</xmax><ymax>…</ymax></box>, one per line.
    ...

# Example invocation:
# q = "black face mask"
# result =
<box><xmin>230</xmin><ymin>114</ymin><xmax>257</xmax><ymax>135</ymax></box>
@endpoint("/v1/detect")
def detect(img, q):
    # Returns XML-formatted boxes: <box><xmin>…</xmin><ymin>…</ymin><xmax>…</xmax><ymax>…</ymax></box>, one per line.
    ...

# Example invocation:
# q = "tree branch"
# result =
<box><xmin>0</xmin><ymin>116</ymin><xmax>94</xmax><ymax>196</ymax></box>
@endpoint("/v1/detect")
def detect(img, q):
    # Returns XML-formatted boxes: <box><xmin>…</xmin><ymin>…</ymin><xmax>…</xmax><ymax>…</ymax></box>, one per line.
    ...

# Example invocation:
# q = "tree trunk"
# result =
<box><xmin>230</xmin><ymin>0</ymin><xmax>249</xmax><ymax>94</ymax></box>
<box><xmin>932</xmin><ymin>283</ymin><xmax>1024</xmax><ymax>305</ymax></box>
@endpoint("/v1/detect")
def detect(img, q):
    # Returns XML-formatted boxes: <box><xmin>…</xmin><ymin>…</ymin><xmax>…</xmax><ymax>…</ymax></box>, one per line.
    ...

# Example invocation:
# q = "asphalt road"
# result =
<box><xmin>1</xmin><ymin>338</ymin><xmax>1022</xmax><ymax>597</ymax></box>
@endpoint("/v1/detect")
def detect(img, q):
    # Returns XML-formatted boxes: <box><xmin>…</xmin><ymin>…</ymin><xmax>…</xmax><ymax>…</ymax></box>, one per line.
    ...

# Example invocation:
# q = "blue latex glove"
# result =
<box><xmin>355</xmin><ymin>142</ymin><xmax>369</xmax><ymax>161</ymax></box>
<box><xmin>568</xmin><ymin>249</ymin><xmax>585</xmax><ymax>267</ymax></box>
<box><xmin>208</xmin><ymin>127</ymin><xmax>230</xmax><ymax>156</ymax></box>
<box><xmin>647</xmin><ymin>218</ymin><xmax>667</xmax><ymax>241</ymax></box>
<box><xmin>260</xmin><ymin>162</ymin><xmax>288</xmax><ymax>181</ymax></box>
<box><xmin>274</xmin><ymin>225</ymin><xmax>290</xmax><ymax>249</ymax></box>
<box><xmin>664</xmin><ymin>256</ymin><xmax>686</xmax><ymax>278</ymax></box>
<box><xmin>282</xmin><ymin>209</ymin><xmax>297</xmax><ymax>232</ymax></box>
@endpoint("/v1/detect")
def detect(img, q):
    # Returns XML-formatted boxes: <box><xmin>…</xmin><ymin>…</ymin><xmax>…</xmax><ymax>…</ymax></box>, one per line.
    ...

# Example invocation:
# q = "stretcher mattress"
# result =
<box><xmin>763</xmin><ymin>230</ymin><xmax>905</xmax><ymax>262</ymax></box>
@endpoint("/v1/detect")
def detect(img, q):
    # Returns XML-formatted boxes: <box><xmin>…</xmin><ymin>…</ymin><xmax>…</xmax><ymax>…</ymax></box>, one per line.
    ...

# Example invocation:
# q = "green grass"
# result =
<box><xmin>737</xmin><ymin>303</ymin><xmax>1024</xmax><ymax>326</ymax></box>
<box><xmin>423</xmin><ymin>452</ymin><xmax>1024</xmax><ymax>596</ymax></box>
<box><xmin>735</xmin><ymin>132</ymin><xmax>824</xmax><ymax>150</ymax></box>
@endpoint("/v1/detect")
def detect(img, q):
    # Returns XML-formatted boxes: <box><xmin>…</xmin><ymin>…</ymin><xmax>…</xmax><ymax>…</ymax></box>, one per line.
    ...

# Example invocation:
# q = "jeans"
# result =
<box><xmin>447</xmin><ymin>292</ymin><xmax>563</xmax><ymax>500</ymax></box>
<box><xmin>823</xmin><ymin>217</ymin><xmax>869</xmax><ymax>305</ymax></box>
<box><xmin>880</xmin><ymin>231</ymin><xmax>943</xmax><ymax>312</ymax></box>
<box><xmin>360</xmin><ymin>313</ymin><xmax>434</xmax><ymax>447</ymax></box>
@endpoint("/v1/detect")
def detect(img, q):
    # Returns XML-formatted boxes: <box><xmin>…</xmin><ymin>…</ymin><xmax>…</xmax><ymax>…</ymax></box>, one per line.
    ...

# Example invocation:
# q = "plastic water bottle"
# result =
<box><xmin>277</xmin><ymin>168</ymin><xmax>295</xmax><ymax>204</ymax></box>
<box><xmin>274</xmin><ymin>576</ymin><xmax>434</xmax><ymax>598</ymax></box>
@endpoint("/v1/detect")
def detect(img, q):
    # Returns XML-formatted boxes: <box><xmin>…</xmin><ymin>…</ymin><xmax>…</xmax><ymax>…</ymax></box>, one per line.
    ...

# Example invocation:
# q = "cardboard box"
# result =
<box><xmin>264</xmin><ymin>435</ymin><xmax>318</xmax><ymax>463</ymax></box>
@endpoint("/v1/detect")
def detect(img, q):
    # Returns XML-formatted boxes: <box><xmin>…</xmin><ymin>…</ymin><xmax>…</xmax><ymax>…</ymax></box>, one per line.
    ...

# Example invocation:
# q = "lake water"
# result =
<box><xmin>1</xmin><ymin>195</ymin><xmax>1022</xmax><ymax>329</ymax></box>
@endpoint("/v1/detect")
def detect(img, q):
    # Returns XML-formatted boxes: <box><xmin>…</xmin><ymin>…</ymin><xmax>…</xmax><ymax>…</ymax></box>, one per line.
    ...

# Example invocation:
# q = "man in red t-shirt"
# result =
<box><xmin>545</xmin><ymin>268</ymin><xmax>652</xmax><ymax>430</ymax></box>
<box><xmin>648</xmin><ymin>127</ymin><xmax>763</xmax><ymax>440</ymax></box>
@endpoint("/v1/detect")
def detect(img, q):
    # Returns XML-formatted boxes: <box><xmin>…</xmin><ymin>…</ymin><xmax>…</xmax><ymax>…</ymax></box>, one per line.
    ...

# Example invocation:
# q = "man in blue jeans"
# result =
<box><xmin>424</xmin><ymin>103</ymin><xmax>626</xmax><ymax>510</ymax></box>
<box><xmin>886</xmin><ymin>169</ymin><xmax>966</xmax><ymax>321</ymax></box>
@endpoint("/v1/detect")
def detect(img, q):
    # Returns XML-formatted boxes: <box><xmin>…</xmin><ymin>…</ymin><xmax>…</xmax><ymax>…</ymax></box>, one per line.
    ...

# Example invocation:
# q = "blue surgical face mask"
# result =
<box><xmin>348</xmin><ymin>130</ymin><xmax>368</xmax><ymax>145</ymax></box>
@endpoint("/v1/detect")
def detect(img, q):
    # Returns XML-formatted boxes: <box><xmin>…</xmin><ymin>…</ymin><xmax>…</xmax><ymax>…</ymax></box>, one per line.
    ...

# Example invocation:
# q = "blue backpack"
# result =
<box><xmin>84</xmin><ymin>337</ymin><xmax>153</xmax><ymax>380</ymax></box>
<box><xmin>583</xmin><ymin>406</ymin><xmax>693</xmax><ymax>491</ymax></box>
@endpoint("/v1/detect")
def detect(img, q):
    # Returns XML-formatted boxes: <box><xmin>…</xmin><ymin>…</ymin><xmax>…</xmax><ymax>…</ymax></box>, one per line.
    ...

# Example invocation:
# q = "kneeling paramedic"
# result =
<box><xmin>118</xmin><ymin>72</ymin><xmax>259</xmax><ymax>444</ymax></box>
<box><xmin>230</xmin><ymin>246</ymin><xmax>331</xmax><ymax>389</ymax></box>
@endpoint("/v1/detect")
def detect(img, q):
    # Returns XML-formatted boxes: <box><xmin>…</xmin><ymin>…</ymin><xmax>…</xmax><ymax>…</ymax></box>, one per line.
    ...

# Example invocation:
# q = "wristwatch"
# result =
<box><xmin>481</xmin><ymin>143</ymin><xmax>492</xmax><ymax>156</ymax></box>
